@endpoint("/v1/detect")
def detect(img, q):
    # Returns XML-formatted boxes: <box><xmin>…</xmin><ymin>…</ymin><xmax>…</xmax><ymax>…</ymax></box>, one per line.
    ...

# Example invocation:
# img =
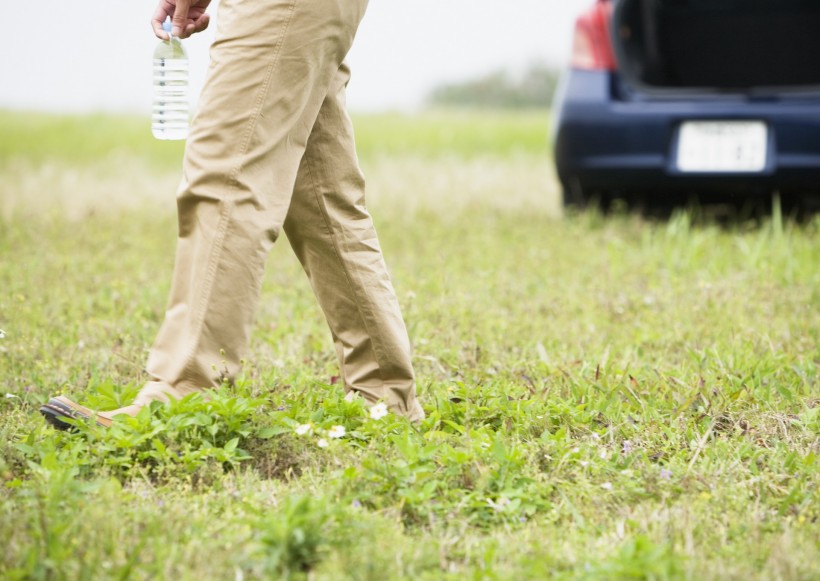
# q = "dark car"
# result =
<box><xmin>552</xmin><ymin>0</ymin><xmax>820</xmax><ymax>210</ymax></box>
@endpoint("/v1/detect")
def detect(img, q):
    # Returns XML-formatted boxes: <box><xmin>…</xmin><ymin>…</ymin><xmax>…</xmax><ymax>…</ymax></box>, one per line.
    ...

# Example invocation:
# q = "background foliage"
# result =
<box><xmin>427</xmin><ymin>63</ymin><xmax>559</xmax><ymax>109</ymax></box>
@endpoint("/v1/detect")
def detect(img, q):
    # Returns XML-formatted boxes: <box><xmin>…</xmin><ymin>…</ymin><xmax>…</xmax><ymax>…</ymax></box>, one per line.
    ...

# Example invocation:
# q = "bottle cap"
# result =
<box><xmin>162</xmin><ymin>17</ymin><xmax>172</xmax><ymax>34</ymax></box>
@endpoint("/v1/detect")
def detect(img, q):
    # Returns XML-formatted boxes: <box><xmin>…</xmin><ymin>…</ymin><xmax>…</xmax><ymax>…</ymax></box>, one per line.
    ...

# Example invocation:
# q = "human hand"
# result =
<box><xmin>151</xmin><ymin>0</ymin><xmax>212</xmax><ymax>40</ymax></box>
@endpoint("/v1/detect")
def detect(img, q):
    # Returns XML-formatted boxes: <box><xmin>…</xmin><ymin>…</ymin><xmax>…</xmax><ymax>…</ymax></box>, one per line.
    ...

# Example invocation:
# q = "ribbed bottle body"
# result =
<box><xmin>152</xmin><ymin>39</ymin><xmax>189</xmax><ymax>140</ymax></box>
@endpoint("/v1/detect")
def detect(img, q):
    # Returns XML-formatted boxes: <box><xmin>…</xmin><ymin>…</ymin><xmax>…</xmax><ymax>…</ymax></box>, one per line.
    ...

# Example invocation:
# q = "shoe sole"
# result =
<box><xmin>39</xmin><ymin>398</ymin><xmax>110</xmax><ymax>431</ymax></box>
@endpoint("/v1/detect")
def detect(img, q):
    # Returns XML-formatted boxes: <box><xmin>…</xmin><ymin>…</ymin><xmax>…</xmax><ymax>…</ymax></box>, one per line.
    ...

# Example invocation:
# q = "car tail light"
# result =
<box><xmin>571</xmin><ymin>1</ymin><xmax>617</xmax><ymax>71</ymax></box>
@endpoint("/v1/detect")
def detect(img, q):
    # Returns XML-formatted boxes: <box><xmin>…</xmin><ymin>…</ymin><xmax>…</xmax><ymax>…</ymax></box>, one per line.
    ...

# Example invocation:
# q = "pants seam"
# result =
<box><xmin>175</xmin><ymin>0</ymin><xmax>297</xmax><ymax>387</ymax></box>
<box><xmin>302</xmin><ymin>147</ymin><xmax>388</xmax><ymax>390</ymax></box>
<box><xmin>178</xmin><ymin>201</ymin><xmax>234</xmax><ymax>385</ymax></box>
<box><xmin>228</xmin><ymin>0</ymin><xmax>297</xmax><ymax>188</ymax></box>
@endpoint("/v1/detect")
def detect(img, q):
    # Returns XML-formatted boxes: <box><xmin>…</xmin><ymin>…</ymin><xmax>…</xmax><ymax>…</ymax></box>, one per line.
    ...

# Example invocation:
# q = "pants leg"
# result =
<box><xmin>283</xmin><ymin>64</ymin><xmax>424</xmax><ymax>421</ymax></box>
<box><xmin>136</xmin><ymin>0</ymin><xmax>372</xmax><ymax>406</ymax></box>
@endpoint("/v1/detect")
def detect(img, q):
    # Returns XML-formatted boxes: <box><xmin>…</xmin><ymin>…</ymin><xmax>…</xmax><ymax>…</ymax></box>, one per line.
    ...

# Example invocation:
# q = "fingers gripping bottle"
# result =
<box><xmin>152</xmin><ymin>18</ymin><xmax>189</xmax><ymax>140</ymax></box>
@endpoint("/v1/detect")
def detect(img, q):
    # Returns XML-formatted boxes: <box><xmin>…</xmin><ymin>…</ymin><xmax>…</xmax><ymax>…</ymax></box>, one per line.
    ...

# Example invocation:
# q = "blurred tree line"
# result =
<box><xmin>427</xmin><ymin>62</ymin><xmax>559</xmax><ymax>109</ymax></box>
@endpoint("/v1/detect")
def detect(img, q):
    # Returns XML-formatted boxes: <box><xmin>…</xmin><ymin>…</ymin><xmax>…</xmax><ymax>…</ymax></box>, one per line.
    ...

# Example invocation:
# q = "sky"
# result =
<box><xmin>0</xmin><ymin>0</ymin><xmax>590</xmax><ymax>113</ymax></box>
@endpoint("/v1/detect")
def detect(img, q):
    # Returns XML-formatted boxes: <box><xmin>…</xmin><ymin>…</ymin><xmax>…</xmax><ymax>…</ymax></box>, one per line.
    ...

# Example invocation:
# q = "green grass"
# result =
<box><xmin>0</xmin><ymin>110</ymin><xmax>186</xmax><ymax>172</ymax></box>
<box><xmin>353</xmin><ymin>109</ymin><xmax>550</xmax><ymax>158</ymax></box>
<box><xmin>0</xmin><ymin>110</ymin><xmax>818</xmax><ymax>580</ymax></box>
<box><xmin>0</xmin><ymin>108</ymin><xmax>549</xmax><ymax>168</ymax></box>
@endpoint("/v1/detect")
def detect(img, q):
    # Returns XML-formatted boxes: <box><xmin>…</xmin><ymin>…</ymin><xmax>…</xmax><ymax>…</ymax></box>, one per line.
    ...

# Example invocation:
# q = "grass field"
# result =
<box><xmin>0</xmin><ymin>109</ymin><xmax>818</xmax><ymax>580</ymax></box>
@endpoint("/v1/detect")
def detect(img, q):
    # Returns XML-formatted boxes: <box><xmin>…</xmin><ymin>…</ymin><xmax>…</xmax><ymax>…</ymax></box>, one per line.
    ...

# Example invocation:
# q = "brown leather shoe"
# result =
<box><xmin>39</xmin><ymin>396</ymin><xmax>113</xmax><ymax>430</ymax></box>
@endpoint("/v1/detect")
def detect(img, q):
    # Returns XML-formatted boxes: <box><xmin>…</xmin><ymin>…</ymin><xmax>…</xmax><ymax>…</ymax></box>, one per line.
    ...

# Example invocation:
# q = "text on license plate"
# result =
<box><xmin>676</xmin><ymin>121</ymin><xmax>768</xmax><ymax>173</ymax></box>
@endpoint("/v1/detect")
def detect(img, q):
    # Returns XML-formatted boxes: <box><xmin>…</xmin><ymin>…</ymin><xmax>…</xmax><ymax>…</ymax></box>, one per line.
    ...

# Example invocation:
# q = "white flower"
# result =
<box><xmin>601</xmin><ymin>482</ymin><xmax>613</xmax><ymax>491</ymax></box>
<box><xmin>317</xmin><ymin>438</ymin><xmax>329</xmax><ymax>449</ymax></box>
<box><xmin>295</xmin><ymin>423</ymin><xmax>312</xmax><ymax>436</ymax></box>
<box><xmin>327</xmin><ymin>425</ymin><xmax>346</xmax><ymax>439</ymax></box>
<box><xmin>5</xmin><ymin>393</ymin><xmax>17</xmax><ymax>399</ymax></box>
<box><xmin>0</xmin><ymin>329</ymin><xmax>5</xmax><ymax>339</ymax></box>
<box><xmin>369</xmin><ymin>402</ymin><xmax>389</xmax><ymax>420</ymax></box>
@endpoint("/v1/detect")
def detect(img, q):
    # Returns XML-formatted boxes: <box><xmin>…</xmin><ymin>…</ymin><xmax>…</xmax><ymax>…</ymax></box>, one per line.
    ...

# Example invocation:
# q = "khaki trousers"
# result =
<box><xmin>135</xmin><ymin>0</ymin><xmax>424</xmax><ymax>421</ymax></box>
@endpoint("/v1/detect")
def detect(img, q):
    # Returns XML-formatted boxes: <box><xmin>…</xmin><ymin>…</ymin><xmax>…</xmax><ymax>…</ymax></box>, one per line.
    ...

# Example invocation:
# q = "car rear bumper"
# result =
<box><xmin>553</xmin><ymin>70</ymin><xmax>820</xmax><ymax>194</ymax></box>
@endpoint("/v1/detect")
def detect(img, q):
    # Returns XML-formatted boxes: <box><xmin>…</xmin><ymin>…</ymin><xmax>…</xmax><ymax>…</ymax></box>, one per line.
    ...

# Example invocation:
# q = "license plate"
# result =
<box><xmin>676</xmin><ymin>121</ymin><xmax>768</xmax><ymax>173</ymax></box>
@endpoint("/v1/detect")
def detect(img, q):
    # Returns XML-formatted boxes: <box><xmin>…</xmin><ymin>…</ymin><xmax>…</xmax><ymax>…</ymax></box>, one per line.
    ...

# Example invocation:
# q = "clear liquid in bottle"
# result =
<box><xmin>152</xmin><ymin>20</ymin><xmax>189</xmax><ymax>140</ymax></box>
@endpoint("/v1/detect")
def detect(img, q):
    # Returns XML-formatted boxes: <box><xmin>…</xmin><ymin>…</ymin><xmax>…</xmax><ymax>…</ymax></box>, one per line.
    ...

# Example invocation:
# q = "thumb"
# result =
<box><xmin>171</xmin><ymin>0</ymin><xmax>192</xmax><ymax>37</ymax></box>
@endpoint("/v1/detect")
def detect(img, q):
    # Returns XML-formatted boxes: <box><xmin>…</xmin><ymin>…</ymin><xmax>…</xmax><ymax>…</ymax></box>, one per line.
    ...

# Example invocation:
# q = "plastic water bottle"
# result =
<box><xmin>152</xmin><ymin>19</ymin><xmax>189</xmax><ymax>140</ymax></box>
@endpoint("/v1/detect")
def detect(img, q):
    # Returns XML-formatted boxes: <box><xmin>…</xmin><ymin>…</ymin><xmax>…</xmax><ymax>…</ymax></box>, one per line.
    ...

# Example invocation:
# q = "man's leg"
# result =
<box><xmin>283</xmin><ymin>64</ymin><xmax>424</xmax><ymax>422</ymax></box>
<box><xmin>137</xmin><ymin>0</ymin><xmax>369</xmax><ymax>405</ymax></box>
<box><xmin>134</xmin><ymin>0</ymin><xmax>370</xmax><ymax>406</ymax></box>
